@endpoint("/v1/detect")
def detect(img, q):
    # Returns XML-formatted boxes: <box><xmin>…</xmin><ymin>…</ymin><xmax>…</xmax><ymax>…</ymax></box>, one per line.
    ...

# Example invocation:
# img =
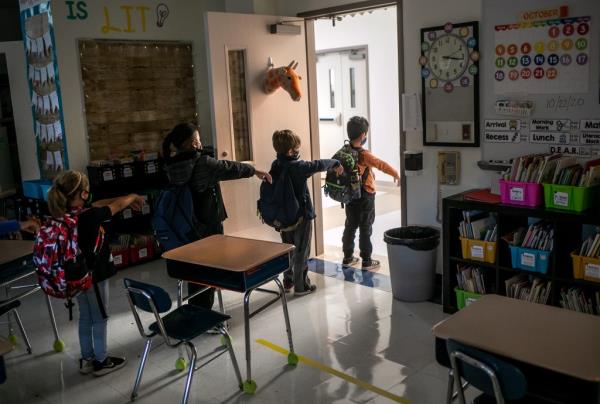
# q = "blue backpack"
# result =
<box><xmin>152</xmin><ymin>186</ymin><xmax>203</xmax><ymax>251</ymax></box>
<box><xmin>257</xmin><ymin>164</ymin><xmax>301</xmax><ymax>232</ymax></box>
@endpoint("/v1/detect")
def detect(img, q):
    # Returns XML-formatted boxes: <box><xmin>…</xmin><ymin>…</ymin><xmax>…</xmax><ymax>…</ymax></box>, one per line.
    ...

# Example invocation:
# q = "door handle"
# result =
<box><xmin>336</xmin><ymin>113</ymin><xmax>343</xmax><ymax>126</ymax></box>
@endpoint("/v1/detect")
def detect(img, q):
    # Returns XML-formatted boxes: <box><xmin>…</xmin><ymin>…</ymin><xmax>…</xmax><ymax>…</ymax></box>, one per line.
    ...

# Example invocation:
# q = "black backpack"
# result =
<box><xmin>324</xmin><ymin>143</ymin><xmax>368</xmax><ymax>205</ymax></box>
<box><xmin>257</xmin><ymin>163</ymin><xmax>301</xmax><ymax>231</ymax></box>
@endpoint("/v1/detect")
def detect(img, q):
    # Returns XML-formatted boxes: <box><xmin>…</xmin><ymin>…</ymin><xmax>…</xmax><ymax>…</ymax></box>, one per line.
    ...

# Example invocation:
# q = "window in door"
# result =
<box><xmin>227</xmin><ymin>49</ymin><xmax>252</xmax><ymax>162</ymax></box>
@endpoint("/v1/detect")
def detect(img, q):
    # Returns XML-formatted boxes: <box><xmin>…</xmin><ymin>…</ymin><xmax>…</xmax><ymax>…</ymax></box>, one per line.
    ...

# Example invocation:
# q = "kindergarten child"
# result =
<box><xmin>342</xmin><ymin>116</ymin><xmax>400</xmax><ymax>270</ymax></box>
<box><xmin>45</xmin><ymin>170</ymin><xmax>144</xmax><ymax>376</ymax></box>
<box><xmin>270</xmin><ymin>129</ymin><xmax>343</xmax><ymax>295</ymax></box>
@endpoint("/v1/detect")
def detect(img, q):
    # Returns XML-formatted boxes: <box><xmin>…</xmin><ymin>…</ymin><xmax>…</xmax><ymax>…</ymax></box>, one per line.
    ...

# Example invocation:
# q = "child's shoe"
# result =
<box><xmin>79</xmin><ymin>358</ymin><xmax>95</xmax><ymax>375</ymax></box>
<box><xmin>283</xmin><ymin>279</ymin><xmax>294</xmax><ymax>293</ymax></box>
<box><xmin>93</xmin><ymin>356</ymin><xmax>126</xmax><ymax>377</ymax></box>
<box><xmin>294</xmin><ymin>284</ymin><xmax>317</xmax><ymax>297</ymax></box>
<box><xmin>342</xmin><ymin>256</ymin><xmax>359</xmax><ymax>266</ymax></box>
<box><xmin>361</xmin><ymin>259</ymin><xmax>380</xmax><ymax>270</ymax></box>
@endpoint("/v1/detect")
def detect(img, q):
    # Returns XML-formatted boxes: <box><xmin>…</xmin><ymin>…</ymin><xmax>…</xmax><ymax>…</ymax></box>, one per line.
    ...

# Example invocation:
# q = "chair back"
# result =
<box><xmin>124</xmin><ymin>278</ymin><xmax>172</xmax><ymax>313</ymax></box>
<box><xmin>446</xmin><ymin>339</ymin><xmax>527</xmax><ymax>401</ymax></box>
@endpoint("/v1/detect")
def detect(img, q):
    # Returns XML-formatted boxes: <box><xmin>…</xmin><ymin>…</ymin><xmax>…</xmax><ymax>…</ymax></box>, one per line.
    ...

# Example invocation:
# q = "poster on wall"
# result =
<box><xmin>19</xmin><ymin>0</ymin><xmax>68</xmax><ymax>178</ymax></box>
<box><xmin>494</xmin><ymin>15</ymin><xmax>591</xmax><ymax>94</ymax></box>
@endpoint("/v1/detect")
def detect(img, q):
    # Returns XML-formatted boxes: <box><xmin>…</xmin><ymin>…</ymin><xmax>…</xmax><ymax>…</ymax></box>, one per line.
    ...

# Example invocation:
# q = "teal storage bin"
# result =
<box><xmin>509</xmin><ymin>245</ymin><xmax>551</xmax><ymax>274</ymax></box>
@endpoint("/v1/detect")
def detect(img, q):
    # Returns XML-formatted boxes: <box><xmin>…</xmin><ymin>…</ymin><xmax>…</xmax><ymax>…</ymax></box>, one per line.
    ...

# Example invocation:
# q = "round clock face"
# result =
<box><xmin>428</xmin><ymin>34</ymin><xmax>469</xmax><ymax>81</ymax></box>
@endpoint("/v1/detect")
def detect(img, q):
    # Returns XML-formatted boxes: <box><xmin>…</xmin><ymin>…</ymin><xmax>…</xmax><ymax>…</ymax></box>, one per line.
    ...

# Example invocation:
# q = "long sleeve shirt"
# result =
<box><xmin>357</xmin><ymin>149</ymin><xmax>399</xmax><ymax>194</ymax></box>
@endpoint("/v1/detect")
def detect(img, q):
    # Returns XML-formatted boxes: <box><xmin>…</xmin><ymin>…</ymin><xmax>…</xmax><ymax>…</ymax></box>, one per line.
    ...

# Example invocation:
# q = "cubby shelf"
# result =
<box><xmin>443</xmin><ymin>191</ymin><xmax>600</xmax><ymax>314</ymax></box>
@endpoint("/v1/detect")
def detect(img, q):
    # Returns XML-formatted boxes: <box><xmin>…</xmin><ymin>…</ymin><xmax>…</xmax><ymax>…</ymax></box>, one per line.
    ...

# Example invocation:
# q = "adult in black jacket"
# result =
<box><xmin>162</xmin><ymin>123</ymin><xmax>272</xmax><ymax>309</ymax></box>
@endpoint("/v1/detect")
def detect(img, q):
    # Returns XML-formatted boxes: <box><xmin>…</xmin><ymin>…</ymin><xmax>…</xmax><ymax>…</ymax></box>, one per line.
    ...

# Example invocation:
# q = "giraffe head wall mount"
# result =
<box><xmin>263</xmin><ymin>58</ymin><xmax>302</xmax><ymax>101</ymax></box>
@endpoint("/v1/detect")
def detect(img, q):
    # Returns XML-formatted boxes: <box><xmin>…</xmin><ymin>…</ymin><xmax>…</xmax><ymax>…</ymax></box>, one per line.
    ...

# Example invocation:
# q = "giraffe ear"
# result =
<box><xmin>298</xmin><ymin>76</ymin><xmax>302</xmax><ymax>80</ymax></box>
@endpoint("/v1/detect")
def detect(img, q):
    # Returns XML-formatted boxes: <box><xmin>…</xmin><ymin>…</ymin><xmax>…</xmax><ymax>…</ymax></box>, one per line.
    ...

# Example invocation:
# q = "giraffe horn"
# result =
<box><xmin>287</xmin><ymin>60</ymin><xmax>295</xmax><ymax>68</ymax></box>
<box><xmin>292</xmin><ymin>61</ymin><xmax>299</xmax><ymax>70</ymax></box>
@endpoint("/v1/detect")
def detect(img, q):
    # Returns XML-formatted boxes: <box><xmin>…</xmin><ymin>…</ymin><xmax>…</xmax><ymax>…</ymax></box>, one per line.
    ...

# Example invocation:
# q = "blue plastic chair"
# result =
<box><xmin>124</xmin><ymin>278</ymin><xmax>242</xmax><ymax>404</ymax></box>
<box><xmin>446</xmin><ymin>339</ymin><xmax>527</xmax><ymax>404</ymax></box>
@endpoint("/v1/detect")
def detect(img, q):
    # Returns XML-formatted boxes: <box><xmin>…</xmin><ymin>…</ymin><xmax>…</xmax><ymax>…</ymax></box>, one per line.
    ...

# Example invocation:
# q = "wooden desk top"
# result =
<box><xmin>0</xmin><ymin>339</ymin><xmax>13</xmax><ymax>356</ymax></box>
<box><xmin>162</xmin><ymin>235</ymin><xmax>295</xmax><ymax>272</ymax></box>
<box><xmin>433</xmin><ymin>294</ymin><xmax>600</xmax><ymax>382</ymax></box>
<box><xmin>0</xmin><ymin>240</ymin><xmax>34</xmax><ymax>267</ymax></box>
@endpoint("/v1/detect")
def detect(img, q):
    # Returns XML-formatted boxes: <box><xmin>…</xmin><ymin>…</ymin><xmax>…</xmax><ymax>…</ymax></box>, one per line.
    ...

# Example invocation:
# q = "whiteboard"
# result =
<box><xmin>481</xmin><ymin>0</ymin><xmax>600</xmax><ymax>161</ymax></box>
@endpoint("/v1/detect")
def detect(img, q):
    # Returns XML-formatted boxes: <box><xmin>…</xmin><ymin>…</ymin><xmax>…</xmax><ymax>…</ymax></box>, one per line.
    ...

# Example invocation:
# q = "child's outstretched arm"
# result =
<box><xmin>299</xmin><ymin>159</ymin><xmax>342</xmax><ymax>177</ymax></box>
<box><xmin>92</xmin><ymin>194</ymin><xmax>145</xmax><ymax>216</ymax></box>
<box><xmin>362</xmin><ymin>151</ymin><xmax>400</xmax><ymax>184</ymax></box>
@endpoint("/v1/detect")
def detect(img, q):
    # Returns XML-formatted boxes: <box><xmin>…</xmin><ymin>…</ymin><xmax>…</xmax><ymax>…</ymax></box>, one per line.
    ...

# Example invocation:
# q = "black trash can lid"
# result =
<box><xmin>384</xmin><ymin>226</ymin><xmax>440</xmax><ymax>250</ymax></box>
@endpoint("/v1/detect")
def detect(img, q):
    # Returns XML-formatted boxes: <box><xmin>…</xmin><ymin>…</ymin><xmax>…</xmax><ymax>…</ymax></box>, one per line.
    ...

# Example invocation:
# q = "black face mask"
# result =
<box><xmin>82</xmin><ymin>192</ymin><xmax>93</xmax><ymax>208</ymax></box>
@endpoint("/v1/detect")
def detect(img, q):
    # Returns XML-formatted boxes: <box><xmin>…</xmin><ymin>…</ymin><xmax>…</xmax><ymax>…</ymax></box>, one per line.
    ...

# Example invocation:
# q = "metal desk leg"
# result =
<box><xmin>242</xmin><ymin>290</ymin><xmax>256</xmax><ymax>394</ymax></box>
<box><xmin>44</xmin><ymin>295</ymin><xmax>64</xmax><ymax>352</ymax></box>
<box><xmin>177</xmin><ymin>280</ymin><xmax>184</xmax><ymax>307</ymax></box>
<box><xmin>216</xmin><ymin>289</ymin><xmax>229</xmax><ymax>331</ymax></box>
<box><xmin>174</xmin><ymin>280</ymin><xmax>186</xmax><ymax>371</ymax></box>
<box><xmin>273</xmin><ymin>278</ymin><xmax>297</xmax><ymax>365</ymax></box>
<box><xmin>4</xmin><ymin>286</ymin><xmax>15</xmax><ymax>345</ymax></box>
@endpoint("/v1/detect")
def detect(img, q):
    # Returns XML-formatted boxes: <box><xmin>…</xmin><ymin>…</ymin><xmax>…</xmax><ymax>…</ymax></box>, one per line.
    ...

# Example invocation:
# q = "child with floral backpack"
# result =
<box><xmin>35</xmin><ymin>170</ymin><xmax>144</xmax><ymax>376</ymax></box>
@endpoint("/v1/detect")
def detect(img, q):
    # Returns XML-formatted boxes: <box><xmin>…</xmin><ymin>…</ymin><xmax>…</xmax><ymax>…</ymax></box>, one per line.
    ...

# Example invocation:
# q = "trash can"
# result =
<box><xmin>384</xmin><ymin>226</ymin><xmax>440</xmax><ymax>302</ymax></box>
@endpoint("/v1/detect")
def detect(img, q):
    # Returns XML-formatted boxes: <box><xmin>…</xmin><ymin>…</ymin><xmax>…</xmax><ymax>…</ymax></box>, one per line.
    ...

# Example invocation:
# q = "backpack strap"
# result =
<box><xmin>173</xmin><ymin>186</ymin><xmax>204</xmax><ymax>240</ymax></box>
<box><xmin>93</xmin><ymin>282</ymin><xmax>108</xmax><ymax>319</ymax></box>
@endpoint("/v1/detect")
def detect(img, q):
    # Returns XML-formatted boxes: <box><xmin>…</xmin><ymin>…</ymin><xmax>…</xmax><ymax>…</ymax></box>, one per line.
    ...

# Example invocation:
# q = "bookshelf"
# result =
<box><xmin>443</xmin><ymin>191</ymin><xmax>600</xmax><ymax>314</ymax></box>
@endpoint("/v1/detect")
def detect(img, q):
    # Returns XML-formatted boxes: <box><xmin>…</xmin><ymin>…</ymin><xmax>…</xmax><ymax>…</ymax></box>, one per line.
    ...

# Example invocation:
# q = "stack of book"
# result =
<box><xmin>456</xmin><ymin>265</ymin><xmax>486</xmax><ymax>294</ymax></box>
<box><xmin>503</xmin><ymin>222</ymin><xmax>554</xmax><ymax>251</ymax></box>
<box><xmin>505</xmin><ymin>274</ymin><xmax>551</xmax><ymax>304</ymax></box>
<box><xmin>458</xmin><ymin>211</ymin><xmax>497</xmax><ymax>241</ymax></box>
<box><xmin>559</xmin><ymin>287</ymin><xmax>600</xmax><ymax>316</ymax></box>
<box><xmin>503</xmin><ymin>153</ymin><xmax>562</xmax><ymax>183</ymax></box>
<box><xmin>578</xmin><ymin>231</ymin><xmax>600</xmax><ymax>258</ymax></box>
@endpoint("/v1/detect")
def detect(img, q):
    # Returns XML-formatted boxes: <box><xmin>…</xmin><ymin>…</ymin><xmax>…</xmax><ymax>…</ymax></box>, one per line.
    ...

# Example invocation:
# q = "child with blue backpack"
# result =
<box><xmin>269</xmin><ymin>130</ymin><xmax>342</xmax><ymax>296</ymax></box>
<box><xmin>162</xmin><ymin>123</ymin><xmax>272</xmax><ymax>309</ymax></box>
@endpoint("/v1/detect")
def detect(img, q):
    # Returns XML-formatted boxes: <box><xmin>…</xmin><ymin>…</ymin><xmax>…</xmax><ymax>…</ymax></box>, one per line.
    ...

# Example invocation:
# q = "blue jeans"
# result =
<box><xmin>77</xmin><ymin>280</ymin><xmax>109</xmax><ymax>362</ymax></box>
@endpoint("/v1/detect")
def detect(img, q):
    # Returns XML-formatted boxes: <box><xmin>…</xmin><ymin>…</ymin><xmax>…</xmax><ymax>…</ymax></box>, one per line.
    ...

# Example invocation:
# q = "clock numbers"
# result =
<box><xmin>575</xmin><ymin>38</ymin><xmax>587</xmax><ymax>50</ymax></box>
<box><xmin>547</xmin><ymin>54</ymin><xmax>559</xmax><ymax>66</ymax></box>
<box><xmin>576</xmin><ymin>53</ymin><xmax>588</xmax><ymax>65</ymax></box>
<box><xmin>533</xmin><ymin>67</ymin><xmax>545</xmax><ymax>79</ymax></box>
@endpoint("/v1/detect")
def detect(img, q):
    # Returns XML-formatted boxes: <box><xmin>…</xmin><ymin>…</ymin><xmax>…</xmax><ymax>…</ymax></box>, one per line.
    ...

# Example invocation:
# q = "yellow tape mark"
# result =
<box><xmin>256</xmin><ymin>338</ymin><xmax>413</xmax><ymax>404</ymax></box>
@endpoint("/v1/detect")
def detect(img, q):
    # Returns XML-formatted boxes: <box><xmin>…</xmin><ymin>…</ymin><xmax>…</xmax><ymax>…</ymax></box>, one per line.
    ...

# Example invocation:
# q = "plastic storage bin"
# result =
<box><xmin>87</xmin><ymin>165</ymin><xmax>117</xmax><ymax>188</ymax></box>
<box><xmin>22</xmin><ymin>179</ymin><xmax>52</xmax><ymax>200</ymax></box>
<box><xmin>509</xmin><ymin>245</ymin><xmax>551</xmax><ymax>274</ymax></box>
<box><xmin>454</xmin><ymin>287</ymin><xmax>483</xmax><ymax>310</ymax></box>
<box><xmin>570</xmin><ymin>253</ymin><xmax>600</xmax><ymax>283</ymax></box>
<box><xmin>460</xmin><ymin>238</ymin><xmax>497</xmax><ymax>264</ymax></box>
<box><xmin>499</xmin><ymin>179</ymin><xmax>543</xmax><ymax>207</ymax></box>
<box><xmin>111</xmin><ymin>246</ymin><xmax>130</xmax><ymax>269</ymax></box>
<box><xmin>543</xmin><ymin>184</ymin><xmax>599</xmax><ymax>212</ymax></box>
<box><xmin>130</xmin><ymin>238</ymin><xmax>154</xmax><ymax>264</ymax></box>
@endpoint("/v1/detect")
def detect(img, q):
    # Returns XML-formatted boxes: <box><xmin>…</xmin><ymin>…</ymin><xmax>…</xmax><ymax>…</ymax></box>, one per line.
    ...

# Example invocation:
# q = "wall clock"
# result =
<box><xmin>420</xmin><ymin>21</ymin><xmax>480</xmax><ymax>147</ymax></box>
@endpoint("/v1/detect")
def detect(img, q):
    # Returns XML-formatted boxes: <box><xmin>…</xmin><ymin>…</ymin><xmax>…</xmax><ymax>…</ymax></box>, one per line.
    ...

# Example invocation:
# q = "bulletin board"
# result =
<box><xmin>481</xmin><ymin>0</ymin><xmax>600</xmax><ymax>161</ymax></box>
<box><xmin>79</xmin><ymin>40</ymin><xmax>196</xmax><ymax>161</ymax></box>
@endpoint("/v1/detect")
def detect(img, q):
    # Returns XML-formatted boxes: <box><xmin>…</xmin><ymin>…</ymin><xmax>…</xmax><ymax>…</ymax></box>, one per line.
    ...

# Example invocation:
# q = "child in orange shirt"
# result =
<box><xmin>342</xmin><ymin>116</ymin><xmax>400</xmax><ymax>269</ymax></box>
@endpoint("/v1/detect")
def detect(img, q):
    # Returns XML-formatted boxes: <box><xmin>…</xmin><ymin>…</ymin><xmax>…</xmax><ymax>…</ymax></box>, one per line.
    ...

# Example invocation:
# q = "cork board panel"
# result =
<box><xmin>79</xmin><ymin>40</ymin><xmax>196</xmax><ymax>161</ymax></box>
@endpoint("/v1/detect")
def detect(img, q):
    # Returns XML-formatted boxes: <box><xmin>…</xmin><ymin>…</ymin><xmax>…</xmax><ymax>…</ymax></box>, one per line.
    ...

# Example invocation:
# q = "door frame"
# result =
<box><xmin>302</xmin><ymin>0</ymin><xmax>406</xmax><ymax>256</ymax></box>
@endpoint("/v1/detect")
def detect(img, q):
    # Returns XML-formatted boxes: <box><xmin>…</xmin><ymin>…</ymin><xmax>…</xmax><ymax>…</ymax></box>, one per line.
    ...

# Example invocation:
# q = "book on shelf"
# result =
<box><xmin>559</xmin><ymin>287</ymin><xmax>600</xmax><ymax>316</ymax></box>
<box><xmin>579</xmin><ymin>232</ymin><xmax>600</xmax><ymax>258</ymax></box>
<box><xmin>504</xmin><ymin>222</ymin><xmax>553</xmax><ymax>251</ymax></box>
<box><xmin>505</xmin><ymin>274</ymin><xmax>551</xmax><ymax>305</ymax></box>
<box><xmin>456</xmin><ymin>265</ymin><xmax>486</xmax><ymax>294</ymax></box>
<box><xmin>458</xmin><ymin>211</ymin><xmax>497</xmax><ymax>241</ymax></box>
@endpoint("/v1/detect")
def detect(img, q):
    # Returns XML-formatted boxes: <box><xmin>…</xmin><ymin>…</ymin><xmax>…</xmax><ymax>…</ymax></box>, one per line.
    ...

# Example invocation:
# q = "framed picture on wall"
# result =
<box><xmin>420</xmin><ymin>21</ymin><xmax>480</xmax><ymax>147</ymax></box>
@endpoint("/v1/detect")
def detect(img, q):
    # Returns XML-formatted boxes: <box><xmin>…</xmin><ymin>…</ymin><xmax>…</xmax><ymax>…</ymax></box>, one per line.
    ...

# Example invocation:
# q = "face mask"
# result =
<box><xmin>361</xmin><ymin>137</ymin><xmax>368</xmax><ymax>146</ymax></box>
<box><xmin>82</xmin><ymin>191</ymin><xmax>93</xmax><ymax>208</ymax></box>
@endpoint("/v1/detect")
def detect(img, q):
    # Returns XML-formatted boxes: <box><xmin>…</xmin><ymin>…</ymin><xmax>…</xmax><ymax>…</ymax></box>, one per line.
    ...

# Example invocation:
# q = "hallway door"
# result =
<box><xmin>205</xmin><ymin>12</ymin><xmax>310</xmax><ymax>239</ymax></box>
<box><xmin>316</xmin><ymin>48</ymin><xmax>369</xmax><ymax>162</ymax></box>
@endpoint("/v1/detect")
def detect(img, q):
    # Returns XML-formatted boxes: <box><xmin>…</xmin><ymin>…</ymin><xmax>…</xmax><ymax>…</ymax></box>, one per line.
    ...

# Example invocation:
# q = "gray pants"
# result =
<box><xmin>280</xmin><ymin>218</ymin><xmax>312</xmax><ymax>293</ymax></box>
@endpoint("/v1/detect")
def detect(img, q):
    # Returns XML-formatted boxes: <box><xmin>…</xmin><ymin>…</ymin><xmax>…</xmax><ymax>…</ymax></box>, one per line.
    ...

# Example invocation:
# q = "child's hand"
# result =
<box><xmin>334</xmin><ymin>165</ymin><xmax>344</xmax><ymax>176</ymax></box>
<box><xmin>20</xmin><ymin>219</ymin><xmax>40</xmax><ymax>234</ymax></box>
<box><xmin>129</xmin><ymin>194</ymin><xmax>145</xmax><ymax>211</ymax></box>
<box><xmin>255</xmin><ymin>170</ymin><xmax>272</xmax><ymax>184</ymax></box>
<box><xmin>393</xmin><ymin>175</ymin><xmax>400</xmax><ymax>186</ymax></box>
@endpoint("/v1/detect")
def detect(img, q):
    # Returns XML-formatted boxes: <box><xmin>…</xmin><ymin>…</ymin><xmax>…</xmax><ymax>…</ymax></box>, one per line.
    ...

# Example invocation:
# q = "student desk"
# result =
<box><xmin>433</xmin><ymin>294</ymin><xmax>600</xmax><ymax>403</ymax></box>
<box><xmin>163</xmin><ymin>235</ymin><xmax>296</xmax><ymax>393</ymax></box>
<box><xmin>0</xmin><ymin>240</ymin><xmax>63</xmax><ymax>352</ymax></box>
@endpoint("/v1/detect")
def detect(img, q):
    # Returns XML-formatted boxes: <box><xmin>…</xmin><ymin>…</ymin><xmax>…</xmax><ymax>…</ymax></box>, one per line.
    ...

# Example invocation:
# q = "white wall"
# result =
<box><xmin>314</xmin><ymin>8</ymin><xmax>399</xmax><ymax>182</ymax></box>
<box><xmin>50</xmin><ymin>0</ymin><xmax>224</xmax><ymax>171</ymax></box>
<box><xmin>0</xmin><ymin>41</ymin><xmax>39</xmax><ymax>180</ymax></box>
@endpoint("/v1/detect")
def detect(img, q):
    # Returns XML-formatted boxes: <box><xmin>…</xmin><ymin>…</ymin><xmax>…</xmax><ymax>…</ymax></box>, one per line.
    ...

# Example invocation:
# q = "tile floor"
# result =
<box><xmin>0</xmin><ymin>257</ymin><xmax>469</xmax><ymax>404</ymax></box>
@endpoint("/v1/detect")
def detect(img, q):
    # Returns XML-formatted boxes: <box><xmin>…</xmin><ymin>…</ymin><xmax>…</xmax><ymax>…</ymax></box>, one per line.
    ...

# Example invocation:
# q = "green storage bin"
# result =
<box><xmin>543</xmin><ymin>184</ymin><xmax>600</xmax><ymax>212</ymax></box>
<box><xmin>454</xmin><ymin>287</ymin><xmax>483</xmax><ymax>310</ymax></box>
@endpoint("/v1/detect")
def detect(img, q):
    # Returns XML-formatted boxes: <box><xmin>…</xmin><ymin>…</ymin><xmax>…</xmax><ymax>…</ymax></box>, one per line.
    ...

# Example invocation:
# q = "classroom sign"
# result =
<box><xmin>494</xmin><ymin>16</ymin><xmax>591</xmax><ymax>94</ymax></box>
<box><xmin>529</xmin><ymin>131</ymin><xmax>571</xmax><ymax>144</ymax></box>
<box><xmin>530</xmin><ymin>119</ymin><xmax>571</xmax><ymax>131</ymax></box>
<box><xmin>484</xmin><ymin>119</ymin><xmax>522</xmax><ymax>143</ymax></box>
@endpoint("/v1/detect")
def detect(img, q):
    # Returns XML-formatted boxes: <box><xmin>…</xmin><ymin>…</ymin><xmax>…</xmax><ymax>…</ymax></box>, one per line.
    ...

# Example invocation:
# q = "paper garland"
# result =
<box><xmin>20</xmin><ymin>2</ymin><xmax>68</xmax><ymax>175</ymax></box>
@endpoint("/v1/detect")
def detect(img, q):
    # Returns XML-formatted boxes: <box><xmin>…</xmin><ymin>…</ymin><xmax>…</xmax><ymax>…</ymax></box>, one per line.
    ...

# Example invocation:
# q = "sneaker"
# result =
<box><xmin>342</xmin><ymin>256</ymin><xmax>359</xmax><ymax>266</ymax></box>
<box><xmin>294</xmin><ymin>284</ymin><xmax>317</xmax><ymax>297</ymax></box>
<box><xmin>362</xmin><ymin>259</ymin><xmax>380</xmax><ymax>270</ymax></box>
<box><xmin>79</xmin><ymin>358</ymin><xmax>95</xmax><ymax>375</ymax></box>
<box><xmin>283</xmin><ymin>279</ymin><xmax>294</xmax><ymax>293</ymax></box>
<box><xmin>93</xmin><ymin>356</ymin><xmax>126</xmax><ymax>377</ymax></box>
